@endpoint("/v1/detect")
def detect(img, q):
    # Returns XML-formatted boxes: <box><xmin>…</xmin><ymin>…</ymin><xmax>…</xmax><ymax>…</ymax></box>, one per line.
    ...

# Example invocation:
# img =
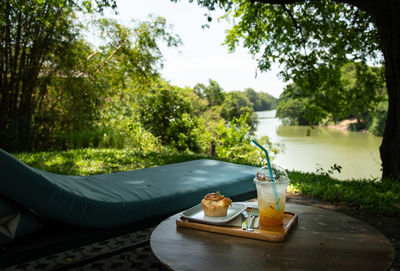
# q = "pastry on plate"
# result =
<box><xmin>201</xmin><ymin>192</ymin><xmax>232</xmax><ymax>217</ymax></box>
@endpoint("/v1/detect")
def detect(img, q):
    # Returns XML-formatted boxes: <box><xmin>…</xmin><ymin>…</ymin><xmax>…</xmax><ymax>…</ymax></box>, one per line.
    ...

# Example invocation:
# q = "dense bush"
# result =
<box><xmin>215</xmin><ymin>113</ymin><xmax>278</xmax><ymax>164</ymax></box>
<box><xmin>138</xmin><ymin>81</ymin><xmax>206</xmax><ymax>152</ymax></box>
<box><xmin>219</xmin><ymin>91</ymin><xmax>259</xmax><ymax>132</ymax></box>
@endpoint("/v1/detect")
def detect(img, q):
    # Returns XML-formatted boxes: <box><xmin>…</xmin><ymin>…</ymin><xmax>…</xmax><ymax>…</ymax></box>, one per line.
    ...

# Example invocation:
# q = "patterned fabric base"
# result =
<box><xmin>0</xmin><ymin>196</ymin><xmax>41</xmax><ymax>246</ymax></box>
<box><xmin>5</xmin><ymin>228</ymin><xmax>169</xmax><ymax>271</ymax></box>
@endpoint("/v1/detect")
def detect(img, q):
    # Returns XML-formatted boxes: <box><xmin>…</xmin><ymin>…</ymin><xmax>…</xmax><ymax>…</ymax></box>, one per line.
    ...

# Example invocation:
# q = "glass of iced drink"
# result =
<box><xmin>253</xmin><ymin>166</ymin><xmax>290</xmax><ymax>227</ymax></box>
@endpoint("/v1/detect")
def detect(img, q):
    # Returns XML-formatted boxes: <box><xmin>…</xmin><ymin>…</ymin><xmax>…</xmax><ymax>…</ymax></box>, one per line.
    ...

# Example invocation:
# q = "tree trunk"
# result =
<box><xmin>372</xmin><ymin>0</ymin><xmax>400</xmax><ymax>179</ymax></box>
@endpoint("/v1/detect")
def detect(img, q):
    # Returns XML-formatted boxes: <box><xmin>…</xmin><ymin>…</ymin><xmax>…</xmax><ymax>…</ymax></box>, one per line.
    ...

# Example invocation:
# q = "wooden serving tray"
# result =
<box><xmin>176</xmin><ymin>208</ymin><xmax>298</xmax><ymax>242</ymax></box>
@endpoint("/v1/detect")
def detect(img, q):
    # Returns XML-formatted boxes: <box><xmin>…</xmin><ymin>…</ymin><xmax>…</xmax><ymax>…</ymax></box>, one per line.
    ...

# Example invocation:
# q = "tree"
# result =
<box><xmin>340</xmin><ymin>62</ymin><xmax>385</xmax><ymax>124</ymax></box>
<box><xmin>174</xmin><ymin>0</ymin><xmax>400</xmax><ymax>179</ymax></box>
<box><xmin>194</xmin><ymin>79</ymin><xmax>225</xmax><ymax>107</ymax></box>
<box><xmin>138</xmin><ymin>81</ymin><xmax>203</xmax><ymax>152</ymax></box>
<box><xmin>276</xmin><ymin>63</ymin><xmax>385</xmax><ymax>126</ymax></box>
<box><xmin>243</xmin><ymin>88</ymin><xmax>278</xmax><ymax>111</ymax></box>
<box><xmin>220</xmin><ymin>91</ymin><xmax>258</xmax><ymax>132</ymax></box>
<box><xmin>0</xmin><ymin>0</ymin><xmax>117</xmax><ymax>151</ymax></box>
<box><xmin>1</xmin><ymin>1</ymin><xmax>181</xmax><ymax>150</ymax></box>
<box><xmin>94</xmin><ymin>16</ymin><xmax>182</xmax><ymax>91</ymax></box>
<box><xmin>244</xmin><ymin>88</ymin><xmax>260</xmax><ymax>109</ymax></box>
<box><xmin>276</xmin><ymin>82</ymin><xmax>327</xmax><ymax>125</ymax></box>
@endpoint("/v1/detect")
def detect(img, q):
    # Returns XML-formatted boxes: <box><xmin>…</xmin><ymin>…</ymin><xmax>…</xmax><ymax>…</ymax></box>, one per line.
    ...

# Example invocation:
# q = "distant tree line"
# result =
<box><xmin>194</xmin><ymin>81</ymin><xmax>277</xmax><ymax>112</ymax></box>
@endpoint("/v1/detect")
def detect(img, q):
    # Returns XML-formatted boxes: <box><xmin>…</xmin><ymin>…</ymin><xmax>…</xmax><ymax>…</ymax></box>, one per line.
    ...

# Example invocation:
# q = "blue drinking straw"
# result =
<box><xmin>251</xmin><ymin>139</ymin><xmax>281</xmax><ymax>211</ymax></box>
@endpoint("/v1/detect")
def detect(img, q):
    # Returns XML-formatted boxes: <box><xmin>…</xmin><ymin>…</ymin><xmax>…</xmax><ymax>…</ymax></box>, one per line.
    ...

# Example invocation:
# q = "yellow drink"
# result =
<box><xmin>254</xmin><ymin>170</ymin><xmax>290</xmax><ymax>227</ymax></box>
<box><xmin>258</xmin><ymin>200</ymin><xmax>286</xmax><ymax>226</ymax></box>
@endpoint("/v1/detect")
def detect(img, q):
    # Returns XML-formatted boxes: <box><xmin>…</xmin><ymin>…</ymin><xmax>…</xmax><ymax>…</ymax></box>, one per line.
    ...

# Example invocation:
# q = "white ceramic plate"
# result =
<box><xmin>181</xmin><ymin>202</ymin><xmax>247</xmax><ymax>225</ymax></box>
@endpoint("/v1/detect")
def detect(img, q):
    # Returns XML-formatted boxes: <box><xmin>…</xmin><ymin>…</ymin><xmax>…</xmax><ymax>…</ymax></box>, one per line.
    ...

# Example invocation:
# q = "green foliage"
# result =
<box><xmin>315</xmin><ymin>163</ymin><xmax>343</xmax><ymax>176</ymax></box>
<box><xmin>192</xmin><ymin>0</ymin><xmax>387</xmax><ymax>131</ymax></box>
<box><xmin>194</xmin><ymin>80</ymin><xmax>277</xmax><ymax>113</ymax></box>
<box><xmin>222</xmin><ymin>2</ymin><xmax>380</xmax><ymax>75</ymax></box>
<box><xmin>276</xmin><ymin>97</ymin><xmax>308</xmax><ymax>125</ymax></box>
<box><xmin>0</xmin><ymin>1</ymin><xmax>181</xmax><ymax>152</ymax></box>
<box><xmin>244</xmin><ymin>88</ymin><xmax>278</xmax><ymax>111</ymax></box>
<box><xmin>216</xmin><ymin>114</ymin><xmax>252</xmax><ymax>162</ymax></box>
<box><xmin>276</xmin><ymin>63</ymin><xmax>387</xmax><ymax>127</ymax></box>
<box><xmin>193</xmin><ymin>79</ymin><xmax>225</xmax><ymax>107</ymax></box>
<box><xmin>193</xmin><ymin>79</ymin><xmax>279</xmax><ymax>133</ymax></box>
<box><xmin>276</xmin><ymin>83</ymin><xmax>326</xmax><ymax>125</ymax></box>
<box><xmin>94</xmin><ymin>16</ymin><xmax>182</xmax><ymax>90</ymax></box>
<box><xmin>0</xmin><ymin>0</ymin><xmax>118</xmax><ymax>151</ymax></box>
<box><xmin>62</xmin><ymin>20</ymin><xmax>183</xmax><ymax>151</ymax></box>
<box><xmin>14</xmin><ymin>148</ymin><xmax>206</xmax><ymax>175</ymax></box>
<box><xmin>340</xmin><ymin>63</ymin><xmax>386</xmax><ymax>121</ymax></box>
<box><xmin>368</xmin><ymin>99</ymin><xmax>388</xmax><ymax>136</ymax></box>
<box><xmin>138</xmin><ymin>81</ymin><xmax>204</xmax><ymax>152</ymax></box>
<box><xmin>215</xmin><ymin>113</ymin><xmax>277</xmax><ymax>164</ymax></box>
<box><xmin>219</xmin><ymin>91</ymin><xmax>258</xmax><ymax>132</ymax></box>
<box><xmin>58</xmin><ymin>122</ymin><xmax>161</xmax><ymax>151</ymax></box>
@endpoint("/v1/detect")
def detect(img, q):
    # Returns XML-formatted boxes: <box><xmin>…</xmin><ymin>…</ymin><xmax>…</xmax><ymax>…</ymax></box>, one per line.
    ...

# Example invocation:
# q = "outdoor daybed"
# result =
<box><xmin>0</xmin><ymin>148</ymin><xmax>257</xmax><ymax>268</ymax></box>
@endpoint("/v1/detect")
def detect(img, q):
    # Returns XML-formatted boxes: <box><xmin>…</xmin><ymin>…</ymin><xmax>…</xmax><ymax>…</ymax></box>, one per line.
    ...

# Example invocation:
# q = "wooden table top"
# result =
<box><xmin>150</xmin><ymin>203</ymin><xmax>394</xmax><ymax>271</ymax></box>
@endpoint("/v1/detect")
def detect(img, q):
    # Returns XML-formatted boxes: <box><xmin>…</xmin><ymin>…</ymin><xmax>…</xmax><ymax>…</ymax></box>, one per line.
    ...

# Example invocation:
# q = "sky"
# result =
<box><xmin>101</xmin><ymin>0</ymin><xmax>287</xmax><ymax>98</ymax></box>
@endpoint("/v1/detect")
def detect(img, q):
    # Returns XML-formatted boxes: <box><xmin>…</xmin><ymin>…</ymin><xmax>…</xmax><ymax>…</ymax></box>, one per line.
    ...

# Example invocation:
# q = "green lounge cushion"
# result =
<box><xmin>0</xmin><ymin>196</ymin><xmax>41</xmax><ymax>245</ymax></box>
<box><xmin>0</xmin><ymin>149</ymin><xmax>257</xmax><ymax>228</ymax></box>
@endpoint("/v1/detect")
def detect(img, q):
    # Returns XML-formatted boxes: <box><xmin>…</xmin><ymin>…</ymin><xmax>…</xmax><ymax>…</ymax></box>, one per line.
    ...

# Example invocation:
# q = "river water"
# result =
<box><xmin>255</xmin><ymin>110</ymin><xmax>382</xmax><ymax>180</ymax></box>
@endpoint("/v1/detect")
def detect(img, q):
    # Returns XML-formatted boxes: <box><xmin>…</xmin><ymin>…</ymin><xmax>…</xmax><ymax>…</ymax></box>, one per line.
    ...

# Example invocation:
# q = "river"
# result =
<box><xmin>255</xmin><ymin>110</ymin><xmax>382</xmax><ymax>180</ymax></box>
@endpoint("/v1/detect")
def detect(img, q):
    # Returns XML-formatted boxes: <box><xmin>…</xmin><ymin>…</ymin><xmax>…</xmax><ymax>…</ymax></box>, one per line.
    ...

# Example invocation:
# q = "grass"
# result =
<box><xmin>14</xmin><ymin>148</ymin><xmax>400</xmax><ymax>217</ymax></box>
<box><xmin>288</xmin><ymin>171</ymin><xmax>400</xmax><ymax>216</ymax></box>
<box><xmin>14</xmin><ymin>148</ymin><xmax>208</xmax><ymax>175</ymax></box>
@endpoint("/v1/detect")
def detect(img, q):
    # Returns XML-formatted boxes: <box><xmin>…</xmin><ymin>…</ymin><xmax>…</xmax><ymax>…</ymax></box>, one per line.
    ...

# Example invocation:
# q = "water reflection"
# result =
<box><xmin>255</xmin><ymin>110</ymin><xmax>382</xmax><ymax>180</ymax></box>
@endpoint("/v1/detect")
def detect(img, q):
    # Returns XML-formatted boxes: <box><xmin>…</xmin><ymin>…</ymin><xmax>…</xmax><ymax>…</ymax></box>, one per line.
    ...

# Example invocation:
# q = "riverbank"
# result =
<box><xmin>325</xmin><ymin>118</ymin><xmax>368</xmax><ymax>132</ymax></box>
<box><xmin>326</xmin><ymin>118</ymin><xmax>357</xmax><ymax>130</ymax></box>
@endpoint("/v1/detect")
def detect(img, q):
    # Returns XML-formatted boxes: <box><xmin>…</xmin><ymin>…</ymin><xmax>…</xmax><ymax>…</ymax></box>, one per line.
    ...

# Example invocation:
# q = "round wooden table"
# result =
<box><xmin>150</xmin><ymin>203</ymin><xmax>394</xmax><ymax>271</ymax></box>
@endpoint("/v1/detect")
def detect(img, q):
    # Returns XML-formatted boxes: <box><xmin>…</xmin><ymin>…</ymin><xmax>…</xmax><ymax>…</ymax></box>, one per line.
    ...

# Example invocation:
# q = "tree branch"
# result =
<box><xmin>63</xmin><ymin>39</ymin><xmax>128</xmax><ymax>127</ymax></box>
<box><xmin>250</xmin><ymin>0</ymin><xmax>373</xmax><ymax>14</ymax></box>
<box><xmin>281</xmin><ymin>4</ymin><xmax>314</xmax><ymax>86</ymax></box>
<box><xmin>95</xmin><ymin>39</ymin><xmax>126</xmax><ymax>74</ymax></box>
